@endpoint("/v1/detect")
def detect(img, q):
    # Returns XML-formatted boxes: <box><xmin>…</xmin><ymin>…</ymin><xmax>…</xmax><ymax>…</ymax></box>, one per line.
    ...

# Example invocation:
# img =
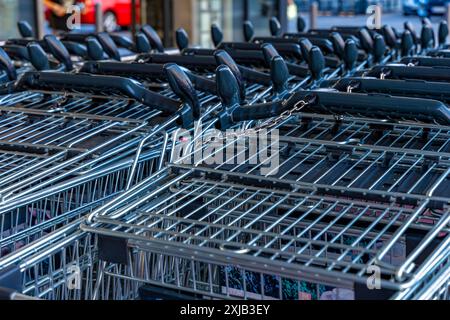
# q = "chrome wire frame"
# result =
<box><xmin>80</xmin><ymin>114</ymin><xmax>450</xmax><ymax>300</ymax></box>
<box><xmin>0</xmin><ymin>64</ymin><xmax>311</xmax><ymax>299</ymax></box>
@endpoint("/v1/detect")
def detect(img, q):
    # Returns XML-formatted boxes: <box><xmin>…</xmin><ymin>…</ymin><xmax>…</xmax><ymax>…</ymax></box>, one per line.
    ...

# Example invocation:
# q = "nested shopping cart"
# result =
<box><xmin>0</xmin><ymin>71</ymin><xmax>308</xmax><ymax>301</ymax></box>
<box><xmin>74</xmin><ymin>85</ymin><xmax>450</xmax><ymax>300</ymax></box>
<box><xmin>0</xmin><ymin>64</ymin><xmax>222</xmax><ymax>256</ymax></box>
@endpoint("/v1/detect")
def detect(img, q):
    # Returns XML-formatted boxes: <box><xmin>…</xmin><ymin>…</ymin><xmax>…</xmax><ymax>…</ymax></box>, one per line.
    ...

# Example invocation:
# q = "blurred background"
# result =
<box><xmin>0</xmin><ymin>0</ymin><xmax>449</xmax><ymax>47</ymax></box>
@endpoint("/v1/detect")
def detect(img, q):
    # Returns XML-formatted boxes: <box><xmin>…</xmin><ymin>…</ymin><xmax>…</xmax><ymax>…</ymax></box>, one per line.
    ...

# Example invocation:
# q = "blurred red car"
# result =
<box><xmin>46</xmin><ymin>0</ymin><xmax>141</xmax><ymax>32</ymax></box>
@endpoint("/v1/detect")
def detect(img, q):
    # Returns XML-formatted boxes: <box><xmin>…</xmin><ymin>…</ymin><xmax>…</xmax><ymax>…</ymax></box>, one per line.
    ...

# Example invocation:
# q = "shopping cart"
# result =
<box><xmin>0</xmin><ymin>219</ymin><xmax>98</xmax><ymax>300</ymax></box>
<box><xmin>77</xmin><ymin>80</ymin><xmax>450</xmax><ymax>300</ymax></box>
<box><xmin>0</xmin><ymin>64</ymin><xmax>221</xmax><ymax>255</ymax></box>
<box><xmin>2</xmin><ymin>57</ymin><xmax>312</xmax><ymax>299</ymax></box>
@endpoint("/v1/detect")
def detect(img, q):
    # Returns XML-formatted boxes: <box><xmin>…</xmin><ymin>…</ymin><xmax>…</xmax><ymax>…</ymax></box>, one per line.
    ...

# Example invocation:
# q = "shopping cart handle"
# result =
<box><xmin>332</xmin><ymin>77</ymin><xmax>450</xmax><ymax>102</ymax></box>
<box><xmin>297</xmin><ymin>16</ymin><xmax>306</xmax><ymax>32</ymax></box>
<box><xmin>367</xmin><ymin>65</ymin><xmax>450</xmax><ymax>82</ymax></box>
<box><xmin>211</xmin><ymin>23</ymin><xmax>224</xmax><ymax>47</ymax></box>
<box><xmin>2</xmin><ymin>45</ymin><xmax>30</xmax><ymax>62</ymax></box>
<box><xmin>44</xmin><ymin>35</ymin><xmax>73</xmax><ymax>71</ymax></box>
<box><xmin>438</xmin><ymin>21</ymin><xmax>449</xmax><ymax>47</ymax></box>
<box><xmin>428</xmin><ymin>49</ymin><xmax>450</xmax><ymax>58</ymax></box>
<box><xmin>220</xmin><ymin>42</ymin><xmax>303</xmax><ymax>61</ymax></box>
<box><xmin>401</xmin><ymin>30</ymin><xmax>415</xmax><ymax>57</ymax></box>
<box><xmin>164</xmin><ymin>63</ymin><xmax>201</xmax><ymax>119</ymax></box>
<box><xmin>292</xmin><ymin>90</ymin><xmax>450</xmax><ymax>124</ymax></box>
<box><xmin>381</xmin><ymin>25</ymin><xmax>398</xmax><ymax>49</ymax></box>
<box><xmin>243</xmin><ymin>20</ymin><xmax>255</xmax><ymax>42</ymax></box>
<box><xmin>270</xmin><ymin>16</ymin><xmax>282</xmax><ymax>37</ymax></box>
<box><xmin>17</xmin><ymin>20</ymin><xmax>34</xmax><ymax>38</ymax></box>
<box><xmin>135</xmin><ymin>32</ymin><xmax>151</xmax><ymax>53</ymax></box>
<box><xmin>309</xmin><ymin>46</ymin><xmax>325</xmax><ymax>80</ymax></box>
<box><xmin>421</xmin><ymin>25</ymin><xmax>435</xmax><ymax>51</ymax></box>
<box><xmin>15</xmin><ymin>72</ymin><xmax>183</xmax><ymax>114</ymax></box>
<box><xmin>141</xmin><ymin>53</ymin><xmax>217</xmax><ymax>69</ymax></box>
<box><xmin>358</xmin><ymin>28</ymin><xmax>374</xmax><ymax>55</ymax></box>
<box><xmin>176</xmin><ymin>28</ymin><xmax>190</xmax><ymax>51</ymax></box>
<box><xmin>97</xmin><ymin>32</ymin><xmax>121</xmax><ymax>61</ymax></box>
<box><xmin>141</xmin><ymin>25</ymin><xmax>165</xmax><ymax>53</ymax></box>
<box><xmin>110</xmin><ymin>33</ymin><xmax>135</xmax><ymax>51</ymax></box>
<box><xmin>86</xmin><ymin>37</ymin><xmax>107</xmax><ymax>61</ymax></box>
<box><xmin>405</xmin><ymin>21</ymin><xmax>420</xmax><ymax>45</ymax></box>
<box><xmin>373</xmin><ymin>34</ymin><xmax>387</xmax><ymax>63</ymax></box>
<box><xmin>27</xmin><ymin>42</ymin><xmax>50</xmax><ymax>71</ymax></box>
<box><xmin>80</xmin><ymin>61</ymin><xmax>216</xmax><ymax>95</ymax></box>
<box><xmin>0</xmin><ymin>47</ymin><xmax>17</xmax><ymax>81</ymax></box>
<box><xmin>215</xmin><ymin>50</ymin><xmax>246</xmax><ymax>102</ymax></box>
<box><xmin>262</xmin><ymin>44</ymin><xmax>289</xmax><ymax>97</ymax></box>
<box><xmin>399</xmin><ymin>56</ymin><xmax>450</xmax><ymax>68</ymax></box>
<box><xmin>330</xmin><ymin>32</ymin><xmax>345</xmax><ymax>60</ymax></box>
<box><xmin>216</xmin><ymin>65</ymin><xmax>240</xmax><ymax>113</ymax></box>
<box><xmin>62</xmin><ymin>41</ymin><xmax>88</xmax><ymax>58</ymax></box>
<box><xmin>344</xmin><ymin>39</ymin><xmax>358</xmax><ymax>71</ymax></box>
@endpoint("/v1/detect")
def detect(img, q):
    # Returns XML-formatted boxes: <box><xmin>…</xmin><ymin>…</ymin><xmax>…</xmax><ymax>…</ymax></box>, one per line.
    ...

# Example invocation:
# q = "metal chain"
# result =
<box><xmin>214</xmin><ymin>99</ymin><xmax>310</xmax><ymax>142</ymax></box>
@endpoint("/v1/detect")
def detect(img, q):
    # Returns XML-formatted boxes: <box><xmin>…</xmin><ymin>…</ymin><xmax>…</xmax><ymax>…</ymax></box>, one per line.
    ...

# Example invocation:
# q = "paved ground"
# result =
<box><xmin>288</xmin><ymin>12</ymin><xmax>446</xmax><ymax>32</ymax></box>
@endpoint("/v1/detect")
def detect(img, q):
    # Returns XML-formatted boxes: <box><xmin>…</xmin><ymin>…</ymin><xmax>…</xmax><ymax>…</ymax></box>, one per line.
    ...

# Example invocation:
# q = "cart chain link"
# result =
<box><xmin>215</xmin><ymin>99</ymin><xmax>310</xmax><ymax>142</ymax></box>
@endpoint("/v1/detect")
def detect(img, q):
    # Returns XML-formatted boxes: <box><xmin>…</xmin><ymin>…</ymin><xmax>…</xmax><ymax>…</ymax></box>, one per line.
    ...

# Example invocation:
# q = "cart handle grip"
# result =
<box><xmin>211</xmin><ymin>23</ymin><xmax>223</xmax><ymax>47</ymax></box>
<box><xmin>218</xmin><ymin>90</ymin><xmax>450</xmax><ymax>129</ymax></box>
<box><xmin>141</xmin><ymin>25</ymin><xmax>165</xmax><ymax>53</ymax></box>
<box><xmin>0</xmin><ymin>47</ymin><xmax>17</xmax><ymax>81</ymax></box>
<box><xmin>243</xmin><ymin>20</ymin><xmax>255</xmax><ymax>42</ymax></box>
<box><xmin>44</xmin><ymin>35</ymin><xmax>73</xmax><ymax>71</ymax></box>
<box><xmin>14</xmin><ymin>71</ymin><xmax>182</xmax><ymax>114</ymax></box>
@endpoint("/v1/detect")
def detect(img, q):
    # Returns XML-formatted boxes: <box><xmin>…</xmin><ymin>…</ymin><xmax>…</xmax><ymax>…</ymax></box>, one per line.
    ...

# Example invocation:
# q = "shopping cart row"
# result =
<box><xmin>0</xmin><ymin>16</ymin><xmax>449</xmax><ymax>300</ymax></box>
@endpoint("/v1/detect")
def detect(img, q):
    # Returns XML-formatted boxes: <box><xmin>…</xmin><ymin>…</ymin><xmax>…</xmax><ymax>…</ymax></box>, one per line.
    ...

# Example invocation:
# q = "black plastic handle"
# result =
<box><xmin>261</xmin><ymin>44</ymin><xmax>289</xmax><ymax>96</ymax></box>
<box><xmin>368</xmin><ymin>65</ymin><xmax>450</xmax><ymax>82</ymax></box>
<box><xmin>135</xmin><ymin>32</ymin><xmax>151</xmax><ymax>53</ymax></box>
<box><xmin>142</xmin><ymin>53</ymin><xmax>217</xmax><ymax>68</ymax></box>
<box><xmin>86</xmin><ymin>36</ymin><xmax>106</xmax><ymax>61</ymax></box>
<box><xmin>216</xmin><ymin>65</ymin><xmax>241</xmax><ymax>113</ymax></box>
<box><xmin>300</xmin><ymin>90</ymin><xmax>450</xmax><ymax>124</ymax></box>
<box><xmin>17</xmin><ymin>21</ymin><xmax>34</xmax><ymax>38</ymax></box>
<box><xmin>400</xmin><ymin>56</ymin><xmax>450</xmax><ymax>68</ymax></box>
<box><xmin>81</xmin><ymin>61</ymin><xmax>217</xmax><ymax>95</ymax></box>
<box><xmin>44</xmin><ymin>35</ymin><xmax>73</xmax><ymax>71</ymax></box>
<box><xmin>176</xmin><ymin>28</ymin><xmax>190</xmax><ymax>51</ymax></box>
<box><xmin>0</xmin><ymin>47</ymin><xmax>17</xmax><ymax>81</ymax></box>
<box><xmin>62</xmin><ymin>41</ymin><xmax>88</xmax><ymax>58</ymax></box>
<box><xmin>214</xmin><ymin>50</ymin><xmax>245</xmax><ymax>103</ymax></box>
<box><xmin>439</xmin><ymin>21</ymin><xmax>449</xmax><ymax>47</ymax></box>
<box><xmin>373</xmin><ymin>34</ymin><xmax>387</xmax><ymax>63</ymax></box>
<box><xmin>243</xmin><ymin>21</ymin><xmax>255</xmax><ymax>42</ymax></box>
<box><xmin>222</xmin><ymin>90</ymin><xmax>450</xmax><ymax>127</ymax></box>
<box><xmin>332</xmin><ymin>77</ymin><xmax>450</xmax><ymax>103</ymax></box>
<box><xmin>14</xmin><ymin>72</ymin><xmax>181</xmax><ymax>115</ymax></box>
<box><xmin>96</xmin><ymin>32</ymin><xmax>121</xmax><ymax>61</ymax></box>
<box><xmin>299</xmin><ymin>38</ymin><xmax>313</xmax><ymax>64</ymax></box>
<box><xmin>309</xmin><ymin>46</ymin><xmax>325</xmax><ymax>80</ymax></box>
<box><xmin>358</xmin><ymin>28</ymin><xmax>374</xmax><ymax>54</ymax></box>
<box><xmin>382</xmin><ymin>25</ymin><xmax>398</xmax><ymax>49</ymax></box>
<box><xmin>401</xmin><ymin>30</ymin><xmax>414</xmax><ymax>57</ymax></box>
<box><xmin>269</xmin><ymin>17</ymin><xmax>282</xmax><ymax>37</ymax></box>
<box><xmin>330</xmin><ymin>32</ymin><xmax>345</xmax><ymax>60</ymax></box>
<box><xmin>141</xmin><ymin>25</ymin><xmax>165</xmax><ymax>53</ymax></box>
<box><xmin>421</xmin><ymin>24</ymin><xmax>435</xmax><ymax>50</ymax></box>
<box><xmin>27</xmin><ymin>42</ymin><xmax>50</xmax><ymax>71</ymax></box>
<box><xmin>211</xmin><ymin>24</ymin><xmax>224</xmax><ymax>47</ymax></box>
<box><xmin>404</xmin><ymin>21</ymin><xmax>419</xmax><ymax>44</ymax></box>
<box><xmin>164</xmin><ymin>63</ymin><xmax>200</xmax><ymax>119</ymax></box>
<box><xmin>344</xmin><ymin>39</ymin><xmax>358</xmax><ymax>70</ymax></box>
<box><xmin>297</xmin><ymin>16</ymin><xmax>306</xmax><ymax>33</ymax></box>
<box><xmin>2</xmin><ymin>45</ymin><xmax>30</xmax><ymax>62</ymax></box>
